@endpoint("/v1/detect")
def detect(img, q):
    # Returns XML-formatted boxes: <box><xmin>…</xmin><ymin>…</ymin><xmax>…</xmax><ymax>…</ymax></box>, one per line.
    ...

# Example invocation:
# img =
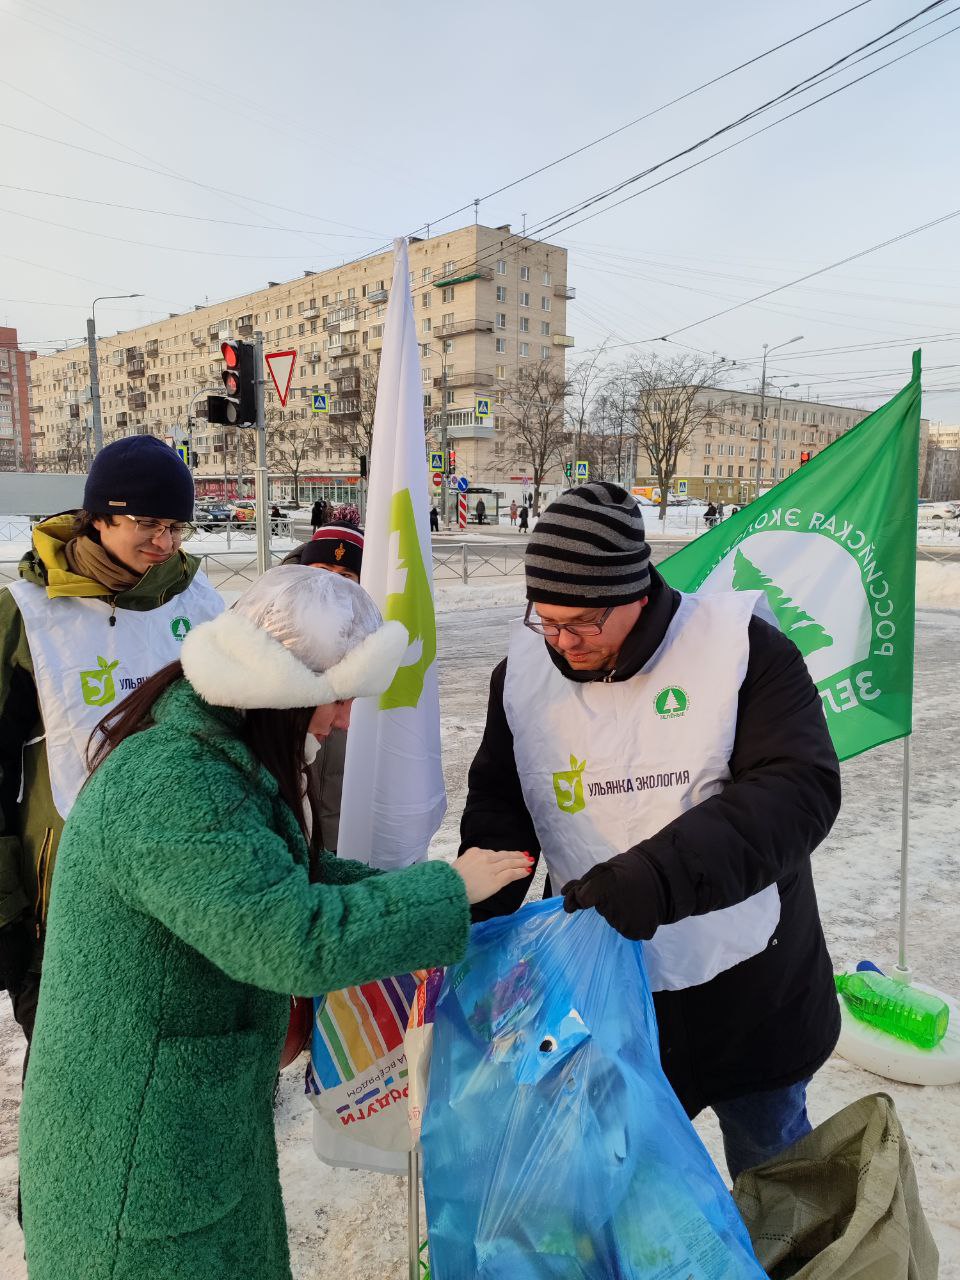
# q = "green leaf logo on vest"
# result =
<box><xmin>170</xmin><ymin>616</ymin><xmax>192</xmax><ymax>641</ymax></box>
<box><xmin>379</xmin><ymin>488</ymin><xmax>437</xmax><ymax>710</ymax></box>
<box><xmin>553</xmin><ymin>755</ymin><xmax>586</xmax><ymax>814</ymax></box>
<box><xmin>80</xmin><ymin>656</ymin><xmax>120</xmax><ymax>707</ymax></box>
<box><xmin>655</xmin><ymin>686</ymin><xmax>688</xmax><ymax>718</ymax></box>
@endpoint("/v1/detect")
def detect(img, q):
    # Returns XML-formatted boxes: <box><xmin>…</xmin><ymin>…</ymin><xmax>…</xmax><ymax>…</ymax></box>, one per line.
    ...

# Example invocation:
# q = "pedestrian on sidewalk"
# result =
<box><xmin>475</xmin><ymin>498</ymin><xmax>486</xmax><ymax>526</ymax></box>
<box><xmin>510</xmin><ymin>500</ymin><xmax>518</xmax><ymax>526</ymax></box>
<box><xmin>310</xmin><ymin>497</ymin><xmax>327</xmax><ymax>530</ymax></box>
<box><xmin>0</xmin><ymin>438</ymin><xmax>223</xmax><ymax>1063</ymax></box>
<box><xmin>430</xmin><ymin>505</ymin><xmax>440</xmax><ymax>533</ymax></box>
<box><xmin>18</xmin><ymin>565</ymin><xmax>531</xmax><ymax>1280</ymax></box>
<box><xmin>298</xmin><ymin>522</ymin><xmax>366</xmax><ymax>854</ymax></box>
<box><xmin>460</xmin><ymin>481</ymin><xmax>841</xmax><ymax>1181</ymax></box>
<box><xmin>517</xmin><ymin>505</ymin><xmax>529</xmax><ymax>533</ymax></box>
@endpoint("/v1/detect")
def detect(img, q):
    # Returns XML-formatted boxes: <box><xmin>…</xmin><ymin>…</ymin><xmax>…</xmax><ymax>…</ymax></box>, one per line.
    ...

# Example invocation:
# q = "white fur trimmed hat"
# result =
<box><xmin>181</xmin><ymin>564</ymin><xmax>408</xmax><ymax>709</ymax></box>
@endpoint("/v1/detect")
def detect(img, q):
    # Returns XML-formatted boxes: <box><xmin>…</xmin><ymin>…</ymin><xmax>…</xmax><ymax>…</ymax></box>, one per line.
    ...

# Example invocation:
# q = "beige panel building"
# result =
<box><xmin>928</xmin><ymin>422</ymin><xmax>960</xmax><ymax>449</ymax></box>
<box><xmin>632</xmin><ymin>388</ymin><xmax>874</xmax><ymax>504</ymax></box>
<box><xmin>30</xmin><ymin>225</ymin><xmax>573</xmax><ymax>505</ymax></box>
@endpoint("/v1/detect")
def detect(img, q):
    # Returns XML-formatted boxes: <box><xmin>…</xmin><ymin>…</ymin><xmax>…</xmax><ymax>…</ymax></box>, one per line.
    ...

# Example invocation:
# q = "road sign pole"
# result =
<box><xmin>254</xmin><ymin>331</ymin><xmax>270</xmax><ymax>577</ymax></box>
<box><xmin>440</xmin><ymin>413</ymin><xmax>448</xmax><ymax>529</ymax></box>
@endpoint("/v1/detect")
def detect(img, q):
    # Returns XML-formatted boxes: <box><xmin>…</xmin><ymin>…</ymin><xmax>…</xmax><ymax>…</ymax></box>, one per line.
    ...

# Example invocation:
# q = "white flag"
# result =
<box><xmin>337</xmin><ymin>237</ymin><xmax>446</xmax><ymax>867</ymax></box>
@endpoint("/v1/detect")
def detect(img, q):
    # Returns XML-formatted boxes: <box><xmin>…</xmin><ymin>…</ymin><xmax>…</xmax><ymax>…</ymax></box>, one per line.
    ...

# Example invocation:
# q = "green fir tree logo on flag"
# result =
<box><xmin>731</xmin><ymin>549</ymin><xmax>833</xmax><ymax>658</ymax></box>
<box><xmin>659</xmin><ymin>351</ymin><xmax>922</xmax><ymax>762</ymax></box>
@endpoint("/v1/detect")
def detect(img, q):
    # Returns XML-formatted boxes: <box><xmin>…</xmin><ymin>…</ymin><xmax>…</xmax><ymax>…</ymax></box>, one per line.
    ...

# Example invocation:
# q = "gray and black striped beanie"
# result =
<box><xmin>525</xmin><ymin>482</ymin><xmax>651</xmax><ymax>607</ymax></box>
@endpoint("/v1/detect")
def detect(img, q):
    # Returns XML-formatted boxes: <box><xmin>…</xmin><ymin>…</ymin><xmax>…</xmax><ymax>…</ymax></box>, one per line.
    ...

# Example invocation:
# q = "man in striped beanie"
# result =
<box><xmin>459</xmin><ymin>480</ymin><xmax>841</xmax><ymax>1180</ymax></box>
<box><xmin>523</xmin><ymin>481</ymin><xmax>651</xmax><ymax>671</ymax></box>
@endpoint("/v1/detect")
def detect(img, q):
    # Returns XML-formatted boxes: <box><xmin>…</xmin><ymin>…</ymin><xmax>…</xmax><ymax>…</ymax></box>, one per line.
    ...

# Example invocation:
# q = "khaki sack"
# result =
<box><xmin>733</xmin><ymin>1092</ymin><xmax>938</xmax><ymax>1280</ymax></box>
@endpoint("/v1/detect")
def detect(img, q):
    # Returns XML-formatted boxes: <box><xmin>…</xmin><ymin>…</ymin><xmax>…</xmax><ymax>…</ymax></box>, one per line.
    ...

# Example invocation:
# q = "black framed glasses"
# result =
<box><xmin>523</xmin><ymin>601</ymin><xmax>615</xmax><ymax>638</ymax></box>
<box><xmin>123</xmin><ymin>515</ymin><xmax>197</xmax><ymax>542</ymax></box>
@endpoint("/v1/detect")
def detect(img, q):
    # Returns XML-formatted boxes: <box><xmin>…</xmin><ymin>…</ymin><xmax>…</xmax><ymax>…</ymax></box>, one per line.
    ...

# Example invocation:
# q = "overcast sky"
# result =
<box><xmin>2</xmin><ymin>0</ymin><xmax>959</xmax><ymax>420</ymax></box>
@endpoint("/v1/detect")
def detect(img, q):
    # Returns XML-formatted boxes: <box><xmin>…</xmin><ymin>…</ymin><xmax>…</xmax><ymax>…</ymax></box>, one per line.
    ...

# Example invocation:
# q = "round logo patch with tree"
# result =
<box><xmin>655</xmin><ymin>686</ymin><xmax>688</xmax><ymax>718</ymax></box>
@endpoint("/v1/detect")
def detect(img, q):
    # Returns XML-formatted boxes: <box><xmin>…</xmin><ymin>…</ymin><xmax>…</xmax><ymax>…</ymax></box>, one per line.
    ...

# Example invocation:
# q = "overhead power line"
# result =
<box><xmin>652</xmin><ymin>206</ymin><xmax>960</xmax><ymax>342</ymax></box>
<box><xmin>402</xmin><ymin>0</ymin><xmax>882</xmax><ymax>237</ymax></box>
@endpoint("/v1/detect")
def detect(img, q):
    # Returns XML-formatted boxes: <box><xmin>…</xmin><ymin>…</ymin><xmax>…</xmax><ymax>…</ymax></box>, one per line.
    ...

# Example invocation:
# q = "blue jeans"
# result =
<box><xmin>712</xmin><ymin>1079</ymin><xmax>811</xmax><ymax>1181</ymax></box>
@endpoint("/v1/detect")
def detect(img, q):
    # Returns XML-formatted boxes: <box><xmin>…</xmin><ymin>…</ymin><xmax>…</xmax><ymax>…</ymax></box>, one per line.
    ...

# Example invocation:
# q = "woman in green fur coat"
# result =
<box><xmin>18</xmin><ymin>565</ymin><xmax>530</xmax><ymax>1280</ymax></box>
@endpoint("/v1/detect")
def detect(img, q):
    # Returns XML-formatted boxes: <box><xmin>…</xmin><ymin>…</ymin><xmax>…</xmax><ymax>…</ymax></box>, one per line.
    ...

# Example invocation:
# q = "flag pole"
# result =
<box><xmin>893</xmin><ymin>734</ymin><xmax>912</xmax><ymax>983</ymax></box>
<box><xmin>407</xmin><ymin>1148</ymin><xmax>420</xmax><ymax>1279</ymax></box>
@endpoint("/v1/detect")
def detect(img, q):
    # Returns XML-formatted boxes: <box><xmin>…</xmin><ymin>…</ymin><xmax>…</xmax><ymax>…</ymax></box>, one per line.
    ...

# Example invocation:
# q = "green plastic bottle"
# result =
<box><xmin>835</xmin><ymin>972</ymin><xmax>950</xmax><ymax>1049</ymax></box>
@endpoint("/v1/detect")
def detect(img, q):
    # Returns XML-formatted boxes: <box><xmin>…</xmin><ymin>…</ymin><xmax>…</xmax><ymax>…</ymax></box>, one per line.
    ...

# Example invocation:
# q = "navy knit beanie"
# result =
<box><xmin>525</xmin><ymin>481</ymin><xmax>651</xmax><ymax>607</ymax></box>
<box><xmin>83</xmin><ymin>436</ymin><xmax>194</xmax><ymax>521</ymax></box>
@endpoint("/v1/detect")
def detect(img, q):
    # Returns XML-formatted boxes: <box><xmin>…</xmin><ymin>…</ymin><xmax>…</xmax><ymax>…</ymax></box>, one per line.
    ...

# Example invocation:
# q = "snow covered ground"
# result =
<box><xmin>1</xmin><ymin>585</ymin><xmax>959</xmax><ymax>1278</ymax></box>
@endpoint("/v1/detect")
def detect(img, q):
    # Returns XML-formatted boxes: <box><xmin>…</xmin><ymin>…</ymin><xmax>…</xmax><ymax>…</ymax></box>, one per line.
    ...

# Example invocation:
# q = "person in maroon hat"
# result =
<box><xmin>283</xmin><ymin>521</ymin><xmax>364</xmax><ymax>850</ymax></box>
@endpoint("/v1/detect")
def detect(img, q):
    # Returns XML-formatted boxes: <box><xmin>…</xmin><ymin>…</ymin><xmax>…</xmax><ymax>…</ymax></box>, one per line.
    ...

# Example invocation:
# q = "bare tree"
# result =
<box><xmin>501</xmin><ymin>360</ymin><xmax>570</xmax><ymax>514</ymax></box>
<box><xmin>264</xmin><ymin>407</ymin><xmax>320</xmax><ymax>505</ymax></box>
<box><xmin>629</xmin><ymin>353</ymin><xmax>729</xmax><ymax>522</ymax></box>
<box><xmin>328</xmin><ymin>362</ymin><xmax>379</xmax><ymax>462</ymax></box>
<box><xmin>34</xmin><ymin>423</ymin><xmax>87</xmax><ymax>474</ymax></box>
<box><xmin>594</xmin><ymin>367</ymin><xmax>636</xmax><ymax>485</ymax></box>
<box><xmin>564</xmin><ymin>344</ymin><xmax>610</xmax><ymax>464</ymax></box>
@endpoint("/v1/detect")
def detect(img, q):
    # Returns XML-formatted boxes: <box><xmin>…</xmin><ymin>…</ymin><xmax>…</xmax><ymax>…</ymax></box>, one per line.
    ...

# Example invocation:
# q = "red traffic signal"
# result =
<box><xmin>208</xmin><ymin>339</ymin><xmax>257</xmax><ymax>427</ymax></box>
<box><xmin>799</xmin><ymin>450</ymin><xmax>812</xmax><ymax>466</ymax></box>
<box><xmin>447</xmin><ymin>448</ymin><xmax>457</xmax><ymax>474</ymax></box>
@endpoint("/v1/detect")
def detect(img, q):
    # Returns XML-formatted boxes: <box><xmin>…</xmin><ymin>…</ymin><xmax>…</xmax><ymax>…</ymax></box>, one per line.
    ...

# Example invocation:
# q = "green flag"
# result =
<box><xmin>660</xmin><ymin>352</ymin><xmax>921</xmax><ymax>761</ymax></box>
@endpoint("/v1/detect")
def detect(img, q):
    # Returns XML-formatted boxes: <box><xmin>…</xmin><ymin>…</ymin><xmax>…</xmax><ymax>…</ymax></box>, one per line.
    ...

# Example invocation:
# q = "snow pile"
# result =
<box><xmin>916</xmin><ymin>560</ymin><xmax>960</xmax><ymax>609</ymax></box>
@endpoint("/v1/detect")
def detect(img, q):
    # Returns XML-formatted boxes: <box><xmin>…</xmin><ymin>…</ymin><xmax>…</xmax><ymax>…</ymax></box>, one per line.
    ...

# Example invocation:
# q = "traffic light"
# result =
<box><xmin>207</xmin><ymin>339</ymin><xmax>257</xmax><ymax>427</ymax></box>
<box><xmin>799</xmin><ymin>450</ymin><xmax>812</xmax><ymax>466</ymax></box>
<box><xmin>447</xmin><ymin>448</ymin><xmax>456</xmax><ymax>474</ymax></box>
<box><xmin>564</xmin><ymin>462</ymin><xmax>573</xmax><ymax>479</ymax></box>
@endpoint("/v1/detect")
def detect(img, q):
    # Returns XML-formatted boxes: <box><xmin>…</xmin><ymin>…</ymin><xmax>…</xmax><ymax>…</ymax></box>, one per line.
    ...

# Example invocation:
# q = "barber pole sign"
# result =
<box><xmin>458</xmin><ymin>493</ymin><xmax>468</xmax><ymax>529</ymax></box>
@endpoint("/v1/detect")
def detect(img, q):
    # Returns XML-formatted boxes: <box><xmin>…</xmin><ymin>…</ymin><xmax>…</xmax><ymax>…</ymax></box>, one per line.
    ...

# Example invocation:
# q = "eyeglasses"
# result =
<box><xmin>523</xmin><ymin>602</ymin><xmax>615</xmax><ymax>638</ymax></box>
<box><xmin>123</xmin><ymin>515</ymin><xmax>197</xmax><ymax>542</ymax></box>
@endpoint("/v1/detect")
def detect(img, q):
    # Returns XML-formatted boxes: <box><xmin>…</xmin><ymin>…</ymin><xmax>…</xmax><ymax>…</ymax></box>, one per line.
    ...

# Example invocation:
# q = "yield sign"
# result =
<box><xmin>265</xmin><ymin>349</ymin><xmax>297</xmax><ymax>407</ymax></box>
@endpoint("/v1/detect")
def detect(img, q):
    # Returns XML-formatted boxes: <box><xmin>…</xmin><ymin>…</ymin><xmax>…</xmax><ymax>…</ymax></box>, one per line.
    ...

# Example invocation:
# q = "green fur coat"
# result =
<box><xmin>19</xmin><ymin>679</ymin><xmax>470</xmax><ymax>1279</ymax></box>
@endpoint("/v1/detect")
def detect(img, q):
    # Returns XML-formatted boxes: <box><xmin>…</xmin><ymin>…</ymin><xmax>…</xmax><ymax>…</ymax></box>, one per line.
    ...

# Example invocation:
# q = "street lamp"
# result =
<box><xmin>87</xmin><ymin>293</ymin><xmax>143</xmax><ymax>460</ymax></box>
<box><xmin>771</xmin><ymin>380</ymin><xmax>800</xmax><ymax>485</ymax></box>
<box><xmin>755</xmin><ymin>335</ymin><xmax>802</xmax><ymax>499</ymax></box>
<box><xmin>423</xmin><ymin>343</ymin><xmax>450</xmax><ymax>527</ymax></box>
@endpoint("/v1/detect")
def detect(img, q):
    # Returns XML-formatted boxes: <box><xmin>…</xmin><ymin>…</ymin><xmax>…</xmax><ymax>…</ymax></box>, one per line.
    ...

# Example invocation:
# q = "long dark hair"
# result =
<box><xmin>88</xmin><ymin>663</ymin><xmax>322</xmax><ymax>855</ymax></box>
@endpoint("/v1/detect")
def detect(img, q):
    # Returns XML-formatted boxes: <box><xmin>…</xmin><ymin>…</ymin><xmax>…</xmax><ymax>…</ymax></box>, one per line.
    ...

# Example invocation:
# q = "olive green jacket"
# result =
<box><xmin>20</xmin><ymin>679</ymin><xmax>470</xmax><ymax>1280</ymax></box>
<box><xmin>0</xmin><ymin>513</ymin><xmax>208</xmax><ymax>943</ymax></box>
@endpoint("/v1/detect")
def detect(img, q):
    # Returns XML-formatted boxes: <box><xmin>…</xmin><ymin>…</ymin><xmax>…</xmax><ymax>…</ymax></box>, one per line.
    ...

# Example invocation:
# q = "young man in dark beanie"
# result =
<box><xmin>460</xmin><ymin>480</ymin><xmax>842</xmax><ymax>1180</ymax></box>
<box><xmin>0</xmin><ymin>436</ymin><xmax>223</xmax><ymax>1055</ymax></box>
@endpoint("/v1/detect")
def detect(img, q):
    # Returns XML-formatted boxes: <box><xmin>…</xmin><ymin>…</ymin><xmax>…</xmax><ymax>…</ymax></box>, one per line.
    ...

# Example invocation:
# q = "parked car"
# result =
<box><xmin>918</xmin><ymin>501</ymin><xmax>960</xmax><ymax>521</ymax></box>
<box><xmin>231</xmin><ymin>500</ymin><xmax>257</xmax><ymax>524</ymax></box>
<box><xmin>195</xmin><ymin>502</ymin><xmax>234</xmax><ymax>530</ymax></box>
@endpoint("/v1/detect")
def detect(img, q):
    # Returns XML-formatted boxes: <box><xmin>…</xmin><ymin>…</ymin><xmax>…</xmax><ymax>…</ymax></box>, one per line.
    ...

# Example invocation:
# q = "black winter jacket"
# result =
<box><xmin>460</xmin><ymin>569</ymin><xmax>842</xmax><ymax>1116</ymax></box>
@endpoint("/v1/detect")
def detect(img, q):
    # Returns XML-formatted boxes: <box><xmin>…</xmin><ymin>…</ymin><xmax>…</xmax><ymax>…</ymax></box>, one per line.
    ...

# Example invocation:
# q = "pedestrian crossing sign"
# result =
<box><xmin>475</xmin><ymin>396</ymin><xmax>491</xmax><ymax>418</ymax></box>
<box><xmin>312</xmin><ymin>393</ymin><xmax>329</xmax><ymax>414</ymax></box>
<box><xmin>575</xmin><ymin>460</ymin><xmax>589</xmax><ymax>480</ymax></box>
<box><xmin>175</xmin><ymin>444</ymin><xmax>189</xmax><ymax>467</ymax></box>
<box><xmin>677</xmin><ymin>480</ymin><xmax>688</xmax><ymax>496</ymax></box>
<box><xmin>429</xmin><ymin>450</ymin><xmax>444</xmax><ymax>471</ymax></box>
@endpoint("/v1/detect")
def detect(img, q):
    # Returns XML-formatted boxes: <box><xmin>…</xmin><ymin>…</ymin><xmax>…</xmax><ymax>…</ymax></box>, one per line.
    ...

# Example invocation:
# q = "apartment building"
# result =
<box><xmin>631</xmin><ymin>387</ymin><xmax>874</xmax><ymax>504</ymax></box>
<box><xmin>928</xmin><ymin>422</ymin><xmax>960</xmax><ymax>450</ymax></box>
<box><xmin>0</xmin><ymin>327</ymin><xmax>36</xmax><ymax>471</ymax></box>
<box><xmin>29</xmin><ymin>225</ymin><xmax>573</xmax><ymax>502</ymax></box>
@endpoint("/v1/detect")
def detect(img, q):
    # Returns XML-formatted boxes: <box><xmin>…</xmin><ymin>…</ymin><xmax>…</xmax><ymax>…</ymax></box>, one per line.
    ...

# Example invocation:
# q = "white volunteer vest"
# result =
<box><xmin>503</xmin><ymin>591</ymin><xmax>781</xmax><ymax>991</ymax></box>
<box><xmin>7</xmin><ymin>574</ymin><xmax>223</xmax><ymax>818</ymax></box>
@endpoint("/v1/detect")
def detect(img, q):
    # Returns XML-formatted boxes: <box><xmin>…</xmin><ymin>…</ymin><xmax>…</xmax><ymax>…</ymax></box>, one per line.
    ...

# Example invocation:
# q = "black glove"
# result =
<box><xmin>562</xmin><ymin>854</ymin><xmax>668</xmax><ymax>941</ymax></box>
<box><xmin>0</xmin><ymin>917</ymin><xmax>34</xmax><ymax>993</ymax></box>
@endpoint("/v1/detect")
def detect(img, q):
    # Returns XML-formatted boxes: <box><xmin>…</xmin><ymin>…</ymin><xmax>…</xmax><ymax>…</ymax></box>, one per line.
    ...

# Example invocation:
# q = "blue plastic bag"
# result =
<box><xmin>421</xmin><ymin>899</ymin><xmax>766</xmax><ymax>1279</ymax></box>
